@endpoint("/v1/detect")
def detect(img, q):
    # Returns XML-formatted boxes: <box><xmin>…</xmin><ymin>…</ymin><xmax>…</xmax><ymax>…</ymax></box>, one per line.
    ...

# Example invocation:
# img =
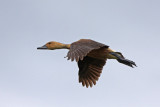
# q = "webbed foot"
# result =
<box><xmin>117</xmin><ymin>58</ymin><xmax>137</xmax><ymax>68</ymax></box>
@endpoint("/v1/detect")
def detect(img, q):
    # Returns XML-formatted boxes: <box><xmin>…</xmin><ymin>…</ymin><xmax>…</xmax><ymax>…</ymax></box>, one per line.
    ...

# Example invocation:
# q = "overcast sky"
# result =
<box><xmin>0</xmin><ymin>0</ymin><xmax>160</xmax><ymax>107</ymax></box>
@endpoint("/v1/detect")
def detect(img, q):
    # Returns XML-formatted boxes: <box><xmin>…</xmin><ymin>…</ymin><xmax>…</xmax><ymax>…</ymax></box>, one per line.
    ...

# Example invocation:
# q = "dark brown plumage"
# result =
<box><xmin>78</xmin><ymin>56</ymin><xmax>106</xmax><ymax>87</ymax></box>
<box><xmin>37</xmin><ymin>39</ymin><xmax>136</xmax><ymax>88</ymax></box>
<box><xmin>66</xmin><ymin>39</ymin><xmax>109</xmax><ymax>87</ymax></box>
<box><xmin>66</xmin><ymin>39</ymin><xmax>109</xmax><ymax>61</ymax></box>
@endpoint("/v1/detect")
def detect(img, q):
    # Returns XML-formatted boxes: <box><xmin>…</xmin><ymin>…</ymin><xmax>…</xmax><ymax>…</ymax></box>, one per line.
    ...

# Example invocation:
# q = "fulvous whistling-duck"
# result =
<box><xmin>37</xmin><ymin>39</ymin><xmax>136</xmax><ymax>88</ymax></box>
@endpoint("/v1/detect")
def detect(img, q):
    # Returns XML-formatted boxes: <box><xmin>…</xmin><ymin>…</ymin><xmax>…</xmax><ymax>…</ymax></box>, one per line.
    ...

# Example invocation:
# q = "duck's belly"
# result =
<box><xmin>87</xmin><ymin>47</ymin><xmax>109</xmax><ymax>60</ymax></box>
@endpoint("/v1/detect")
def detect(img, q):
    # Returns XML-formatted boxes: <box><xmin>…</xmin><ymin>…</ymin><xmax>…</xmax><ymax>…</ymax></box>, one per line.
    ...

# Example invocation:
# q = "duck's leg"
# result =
<box><xmin>109</xmin><ymin>52</ymin><xmax>137</xmax><ymax>68</ymax></box>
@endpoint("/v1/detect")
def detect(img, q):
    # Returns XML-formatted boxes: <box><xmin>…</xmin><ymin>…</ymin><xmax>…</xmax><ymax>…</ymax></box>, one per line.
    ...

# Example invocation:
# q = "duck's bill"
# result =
<box><xmin>37</xmin><ymin>45</ymin><xmax>48</xmax><ymax>49</ymax></box>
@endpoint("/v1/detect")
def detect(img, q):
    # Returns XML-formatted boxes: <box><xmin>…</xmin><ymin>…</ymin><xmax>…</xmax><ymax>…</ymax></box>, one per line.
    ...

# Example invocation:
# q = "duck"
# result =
<box><xmin>37</xmin><ymin>39</ymin><xmax>136</xmax><ymax>88</ymax></box>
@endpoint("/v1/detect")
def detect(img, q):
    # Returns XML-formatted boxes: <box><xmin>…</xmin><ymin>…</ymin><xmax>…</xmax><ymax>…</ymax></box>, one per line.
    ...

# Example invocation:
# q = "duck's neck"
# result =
<box><xmin>62</xmin><ymin>44</ymin><xmax>71</xmax><ymax>49</ymax></box>
<box><xmin>55</xmin><ymin>42</ymin><xmax>70</xmax><ymax>49</ymax></box>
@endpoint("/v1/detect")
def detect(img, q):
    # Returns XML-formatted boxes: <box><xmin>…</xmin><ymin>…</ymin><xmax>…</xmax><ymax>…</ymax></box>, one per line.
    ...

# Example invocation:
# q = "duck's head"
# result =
<box><xmin>37</xmin><ymin>41</ymin><xmax>70</xmax><ymax>50</ymax></box>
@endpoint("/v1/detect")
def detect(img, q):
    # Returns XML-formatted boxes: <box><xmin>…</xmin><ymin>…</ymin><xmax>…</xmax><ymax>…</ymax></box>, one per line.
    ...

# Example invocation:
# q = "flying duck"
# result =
<box><xmin>37</xmin><ymin>39</ymin><xmax>136</xmax><ymax>88</ymax></box>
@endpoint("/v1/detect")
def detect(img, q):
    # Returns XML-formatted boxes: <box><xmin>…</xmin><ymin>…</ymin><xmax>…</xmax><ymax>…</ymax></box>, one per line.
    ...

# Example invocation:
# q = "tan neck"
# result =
<box><xmin>63</xmin><ymin>44</ymin><xmax>71</xmax><ymax>49</ymax></box>
<box><xmin>54</xmin><ymin>42</ymin><xmax>70</xmax><ymax>49</ymax></box>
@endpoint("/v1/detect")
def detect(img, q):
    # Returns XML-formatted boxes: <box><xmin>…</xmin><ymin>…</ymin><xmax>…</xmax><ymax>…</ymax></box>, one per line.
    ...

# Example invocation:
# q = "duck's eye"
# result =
<box><xmin>48</xmin><ymin>42</ymin><xmax>51</xmax><ymax>44</ymax></box>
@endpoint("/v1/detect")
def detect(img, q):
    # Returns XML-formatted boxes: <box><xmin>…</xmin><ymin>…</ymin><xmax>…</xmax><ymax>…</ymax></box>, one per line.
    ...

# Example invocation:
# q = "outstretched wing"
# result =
<box><xmin>78</xmin><ymin>56</ymin><xmax>106</xmax><ymax>88</ymax></box>
<box><xmin>66</xmin><ymin>39</ymin><xmax>109</xmax><ymax>62</ymax></box>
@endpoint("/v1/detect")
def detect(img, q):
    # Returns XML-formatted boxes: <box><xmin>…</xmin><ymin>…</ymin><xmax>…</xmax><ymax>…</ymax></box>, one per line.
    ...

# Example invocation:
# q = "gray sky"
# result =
<box><xmin>0</xmin><ymin>0</ymin><xmax>160</xmax><ymax>107</ymax></box>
